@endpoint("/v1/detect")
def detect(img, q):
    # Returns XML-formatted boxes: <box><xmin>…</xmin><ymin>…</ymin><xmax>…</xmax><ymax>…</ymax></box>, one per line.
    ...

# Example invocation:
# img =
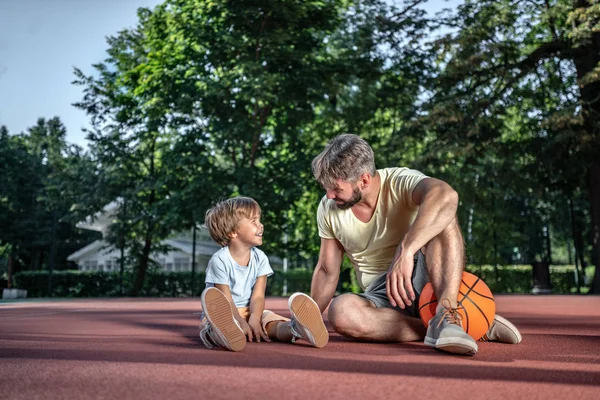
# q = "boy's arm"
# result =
<box><xmin>248</xmin><ymin>275</ymin><xmax>269</xmax><ymax>342</ymax></box>
<box><xmin>214</xmin><ymin>283</ymin><xmax>248</xmax><ymax>327</ymax></box>
<box><xmin>249</xmin><ymin>274</ymin><xmax>268</xmax><ymax>318</ymax></box>
<box><xmin>311</xmin><ymin>238</ymin><xmax>344</xmax><ymax>313</ymax></box>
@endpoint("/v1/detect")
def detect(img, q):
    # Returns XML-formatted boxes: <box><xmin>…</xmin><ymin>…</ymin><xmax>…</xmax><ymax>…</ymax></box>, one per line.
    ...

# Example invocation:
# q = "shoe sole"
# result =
<box><xmin>289</xmin><ymin>293</ymin><xmax>329</xmax><ymax>348</ymax></box>
<box><xmin>201</xmin><ymin>288</ymin><xmax>246</xmax><ymax>352</ymax></box>
<box><xmin>424</xmin><ymin>336</ymin><xmax>477</xmax><ymax>356</ymax></box>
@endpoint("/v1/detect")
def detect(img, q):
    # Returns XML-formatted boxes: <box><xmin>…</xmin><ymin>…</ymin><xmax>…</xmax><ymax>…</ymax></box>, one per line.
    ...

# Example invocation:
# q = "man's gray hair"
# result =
<box><xmin>312</xmin><ymin>134</ymin><xmax>376</xmax><ymax>188</ymax></box>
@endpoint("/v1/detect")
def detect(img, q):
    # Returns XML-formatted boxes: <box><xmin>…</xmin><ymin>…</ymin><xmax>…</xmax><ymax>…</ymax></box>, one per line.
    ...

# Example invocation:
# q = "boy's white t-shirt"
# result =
<box><xmin>317</xmin><ymin>167</ymin><xmax>428</xmax><ymax>291</ymax></box>
<box><xmin>205</xmin><ymin>246</ymin><xmax>273</xmax><ymax>307</ymax></box>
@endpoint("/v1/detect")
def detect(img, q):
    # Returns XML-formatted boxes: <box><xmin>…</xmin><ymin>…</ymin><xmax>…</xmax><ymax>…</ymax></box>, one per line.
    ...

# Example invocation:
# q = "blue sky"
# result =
<box><xmin>0</xmin><ymin>0</ymin><xmax>454</xmax><ymax>149</ymax></box>
<box><xmin>0</xmin><ymin>0</ymin><xmax>163</xmax><ymax>148</ymax></box>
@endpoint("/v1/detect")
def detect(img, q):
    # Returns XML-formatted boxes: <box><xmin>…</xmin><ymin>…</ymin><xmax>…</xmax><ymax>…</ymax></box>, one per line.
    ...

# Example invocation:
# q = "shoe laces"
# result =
<box><xmin>199</xmin><ymin>323</ymin><xmax>215</xmax><ymax>349</ymax></box>
<box><xmin>289</xmin><ymin>319</ymin><xmax>303</xmax><ymax>343</ymax></box>
<box><xmin>437</xmin><ymin>298</ymin><xmax>463</xmax><ymax>328</ymax></box>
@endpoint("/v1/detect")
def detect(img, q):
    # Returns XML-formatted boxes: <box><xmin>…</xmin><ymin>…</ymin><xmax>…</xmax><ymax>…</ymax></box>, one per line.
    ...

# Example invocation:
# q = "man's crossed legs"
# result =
<box><xmin>327</xmin><ymin>251</ymin><xmax>521</xmax><ymax>356</ymax></box>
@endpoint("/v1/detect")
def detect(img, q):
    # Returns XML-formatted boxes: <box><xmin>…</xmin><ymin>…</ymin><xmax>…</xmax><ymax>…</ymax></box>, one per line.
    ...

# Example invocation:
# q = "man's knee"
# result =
<box><xmin>327</xmin><ymin>294</ymin><xmax>369</xmax><ymax>336</ymax></box>
<box><xmin>327</xmin><ymin>295</ymin><xmax>354</xmax><ymax>329</ymax></box>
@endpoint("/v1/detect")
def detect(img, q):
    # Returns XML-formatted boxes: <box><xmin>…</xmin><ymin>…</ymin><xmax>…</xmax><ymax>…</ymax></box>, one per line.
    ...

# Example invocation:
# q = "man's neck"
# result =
<box><xmin>355</xmin><ymin>171</ymin><xmax>381</xmax><ymax>211</ymax></box>
<box><xmin>350</xmin><ymin>172</ymin><xmax>380</xmax><ymax>224</ymax></box>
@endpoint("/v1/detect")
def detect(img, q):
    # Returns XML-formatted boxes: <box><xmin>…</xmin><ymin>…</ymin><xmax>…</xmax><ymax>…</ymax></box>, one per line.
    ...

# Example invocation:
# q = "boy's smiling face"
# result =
<box><xmin>231</xmin><ymin>212</ymin><xmax>264</xmax><ymax>247</ymax></box>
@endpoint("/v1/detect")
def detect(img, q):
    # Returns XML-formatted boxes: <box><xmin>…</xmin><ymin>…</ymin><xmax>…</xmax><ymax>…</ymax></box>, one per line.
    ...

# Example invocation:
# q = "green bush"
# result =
<box><xmin>11</xmin><ymin>264</ymin><xmax>595</xmax><ymax>298</ymax></box>
<box><xmin>465</xmin><ymin>264</ymin><xmax>591</xmax><ymax>294</ymax></box>
<box><xmin>12</xmin><ymin>270</ymin><xmax>208</xmax><ymax>298</ymax></box>
<box><xmin>266</xmin><ymin>268</ymin><xmax>313</xmax><ymax>296</ymax></box>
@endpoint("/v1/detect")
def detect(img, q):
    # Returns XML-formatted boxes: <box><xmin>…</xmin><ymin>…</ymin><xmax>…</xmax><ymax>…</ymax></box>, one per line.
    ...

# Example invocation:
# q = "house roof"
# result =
<box><xmin>164</xmin><ymin>238</ymin><xmax>221</xmax><ymax>256</ymax></box>
<box><xmin>75</xmin><ymin>199</ymin><xmax>122</xmax><ymax>233</ymax></box>
<box><xmin>67</xmin><ymin>240</ymin><xmax>107</xmax><ymax>262</ymax></box>
<box><xmin>66</xmin><ymin>237</ymin><xmax>221</xmax><ymax>263</ymax></box>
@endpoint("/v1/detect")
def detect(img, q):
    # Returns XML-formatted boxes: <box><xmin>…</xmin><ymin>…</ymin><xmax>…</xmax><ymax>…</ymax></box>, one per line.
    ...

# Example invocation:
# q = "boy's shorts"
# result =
<box><xmin>200</xmin><ymin>307</ymin><xmax>289</xmax><ymax>336</ymax></box>
<box><xmin>236</xmin><ymin>307</ymin><xmax>289</xmax><ymax>335</ymax></box>
<box><xmin>356</xmin><ymin>251</ymin><xmax>429</xmax><ymax>318</ymax></box>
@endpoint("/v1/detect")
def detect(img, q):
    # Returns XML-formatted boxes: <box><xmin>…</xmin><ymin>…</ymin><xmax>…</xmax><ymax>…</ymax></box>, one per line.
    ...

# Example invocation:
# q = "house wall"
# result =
<box><xmin>75</xmin><ymin>248</ymin><xmax>213</xmax><ymax>273</ymax></box>
<box><xmin>77</xmin><ymin>251</ymin><xmax>282</xmax><ymax>271</ymax></box>
<box><xmin>154</xmin><ymin>251</ymin><xmax>213</xmax><ymax>272</ymax></box>
<box><xmin>77</xmin><ymin>247</ymin><xmax>121</xmax><ymax>273</ymax></box>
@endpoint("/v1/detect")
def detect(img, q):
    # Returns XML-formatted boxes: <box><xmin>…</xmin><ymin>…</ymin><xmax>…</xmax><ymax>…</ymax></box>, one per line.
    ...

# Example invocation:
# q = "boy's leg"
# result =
<box><xmin>263</xmin><ymin>312</ymin><xmax>293</xmax><ymax>342</ymax></box>
<box><xmin>200</xmin><ymin>287</ymin><xmax>246</xmax><ymax>352</ymax></box>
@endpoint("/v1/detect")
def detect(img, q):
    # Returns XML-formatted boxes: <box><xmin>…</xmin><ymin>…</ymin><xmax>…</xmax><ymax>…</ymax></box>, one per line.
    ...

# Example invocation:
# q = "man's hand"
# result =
<box><xmin>248</xmin><ymin>314</ymin><xmax>270</xmax><ymax>343</ymax></box>
<box><xmin>385</xmin><ymin>249</ymin><xmax>416</xmax><ymax>308</ymax></box>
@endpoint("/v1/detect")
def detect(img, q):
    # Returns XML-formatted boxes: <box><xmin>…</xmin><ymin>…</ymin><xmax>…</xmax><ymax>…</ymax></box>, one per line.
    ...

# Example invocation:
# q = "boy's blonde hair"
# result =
<box><xmin>312</xmin><ymin>134</ymin><xmax>376</xmax><ymax>189</ymax></box>
<box><xmin>204</xmin><ymin>196</ymin><xmax>261</xmax><ymax>246</ymax></box>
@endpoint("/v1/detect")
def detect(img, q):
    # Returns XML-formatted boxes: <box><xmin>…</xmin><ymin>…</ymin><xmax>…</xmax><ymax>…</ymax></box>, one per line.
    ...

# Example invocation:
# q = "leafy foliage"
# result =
<box><xmin>3</xmin><ymin>0</ymin><xmax>599</xmax><ymax>296</ymax></box>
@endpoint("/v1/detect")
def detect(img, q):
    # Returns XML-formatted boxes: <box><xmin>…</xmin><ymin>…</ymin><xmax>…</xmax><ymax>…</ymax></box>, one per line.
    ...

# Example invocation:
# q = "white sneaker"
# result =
<box><xmin>200</xmin><ymin>287</ymin><xmax>246</xmax><ymax>352</ymax></box>
<box><xmin>480</xmin><ymin>314</ymin><xmax>522</xmax><ymax>344</ymax></box>
<box><xmin>288</xmin><ymin>293</ymin><xmax>329</xmax><ymax>348</ymax></box>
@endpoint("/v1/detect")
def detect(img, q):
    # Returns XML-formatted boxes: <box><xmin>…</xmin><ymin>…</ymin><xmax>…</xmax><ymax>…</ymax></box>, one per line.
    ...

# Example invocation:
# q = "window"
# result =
<box><xmin>174</xmin><ymin>257</ymin><xmax>189</xmax><ymax>272</ymax></box>
<box><xmin>105</xmin><ymin>259</ymin><xmax>115</xmax><ymax>272</ymax></box>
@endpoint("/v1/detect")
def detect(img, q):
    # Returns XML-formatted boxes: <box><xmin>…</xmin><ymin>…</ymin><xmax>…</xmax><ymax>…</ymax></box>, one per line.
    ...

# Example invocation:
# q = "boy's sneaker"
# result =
<box><xmin>424</xmin><ymin>299</ymin><xmax>478</xmax><ymax>356</ymax></box>
<box><xmin>199</xmin><ymin>287</ymin><xmax>246</xmax><ymax>352</ymax></box>
<box><xmin>288</xmin><ymin>293</ymin><xmax>329</xmax><ymax>348</ymax></box>
<box><xmin>480</xmin><ymin>314</ymin><xmax>522</xmax><ymax>344</ymax></box>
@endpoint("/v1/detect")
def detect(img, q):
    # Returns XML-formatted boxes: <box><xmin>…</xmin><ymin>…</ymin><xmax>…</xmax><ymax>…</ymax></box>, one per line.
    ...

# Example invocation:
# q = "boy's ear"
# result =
<box><xmin>228</xmin><ymin>231</ymin><xmax>238</xmax><ymax>239</ymax></box>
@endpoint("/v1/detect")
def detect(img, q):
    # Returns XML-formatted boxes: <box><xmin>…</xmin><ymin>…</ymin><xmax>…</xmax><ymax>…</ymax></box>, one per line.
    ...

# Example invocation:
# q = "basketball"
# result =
<box><xmin>418</xmin><ymin>271</ymin><xmax>495</xmax><ymax>340</ymax></box>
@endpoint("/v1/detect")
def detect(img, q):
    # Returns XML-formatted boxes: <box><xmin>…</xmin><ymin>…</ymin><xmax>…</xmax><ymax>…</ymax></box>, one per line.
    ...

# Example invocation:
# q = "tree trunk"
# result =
<box><xmin>47</xmin><ymin>210</ymin><xmax>57</xmax><ymax>297</ymax></box>
<box><xmin>131</xmin><ymin>191</ymin><xmax>156</xmax><ymax>296</ymax></box>
<box><xmin>7</xmin><ymin>248</ymin><xmax>14</xmax><ymax>289</ymax></box>
<box><xmin>132</xmin><ymin>227</ymin><xmax>153</xmax><ymax>297</ymax></box>
<box><xmin>589</xmin><ymin>162</ymin><xmax>600</xmax><ymax>293</ymax></box>
<box><xmin>131</xmin><ymin>206</ymin><xmax>155</xmax><ymax>297</ymax></box>
<box><xmin>570</xmin><ymin>14</ymin><xmax>600</xmax><ymax>293</ymax></box>
<box><xmin>191</xmin><ymin>224</ymin><xmax>197</xmax><ymax>297</ymax></box>
<box><xmin>532</xmin><ymin>261</ymin><xmax>552</xmax><ymax>294</ymax></box>
<box><xmin>569</xmin><ymin>198</ymin><xmax>581</xmax><ymax>293</ymax></box>
<box><xmin>119</xmin><ymin>198</ymin><xmax>127</xmax><ymax>296</ymax></box>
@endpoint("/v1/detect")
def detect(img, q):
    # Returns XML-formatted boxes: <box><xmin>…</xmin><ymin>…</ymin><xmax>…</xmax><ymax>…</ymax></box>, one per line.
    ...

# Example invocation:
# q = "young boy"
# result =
<box><xmin>199</xmin><ymin>196</ymin><xmax>329</xmax><ymax>352</ymax></box>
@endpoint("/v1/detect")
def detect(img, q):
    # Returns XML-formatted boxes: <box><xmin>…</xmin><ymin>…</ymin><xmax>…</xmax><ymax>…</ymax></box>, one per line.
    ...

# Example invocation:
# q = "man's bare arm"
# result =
<box><xmin>386</xmin><ymin>177</ymin><xmax>460</xmax><ymax>308</ymax></box>
<box><xmin>402</xmin><ymin>177</ymin><xmax>459</xmax><ymax>255</ymax></box>
<box><xmin>310</xmin><ymin>238</ymin><xmax>344</xmax><ymax>313</ymax></box>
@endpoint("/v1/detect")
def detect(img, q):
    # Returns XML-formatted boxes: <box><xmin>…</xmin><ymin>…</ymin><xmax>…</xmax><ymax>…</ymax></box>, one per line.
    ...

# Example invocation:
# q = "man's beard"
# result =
<box><xmin>335</xmin><ymin>186</ymin><xmax>362</xmax><ymax>210</ymax></box>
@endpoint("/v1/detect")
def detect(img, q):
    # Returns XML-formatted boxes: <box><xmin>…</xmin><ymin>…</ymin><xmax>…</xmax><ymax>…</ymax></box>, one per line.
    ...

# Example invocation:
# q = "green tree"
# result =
<box><xmin>0</xmin><ymin>126</ymin><xmax>40</xmax><ymax>286</ymax></box>
<box><xmin>0</xmin><ymin>119</ymin><xmax>93</xmax><ymax>292</ymax></box>
<box><xmin>420</xmin><ymin>0</ymin><xmax>600</xmax><ymax>290</ymax></box>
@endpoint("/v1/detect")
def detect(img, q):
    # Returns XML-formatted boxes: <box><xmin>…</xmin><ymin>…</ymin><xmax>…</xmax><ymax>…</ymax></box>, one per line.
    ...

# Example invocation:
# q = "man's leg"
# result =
<box><xmin>422</xmin><ymin>217</ymin><xmax>464</xmax><ymax>312</ymax></box>
<box><xmin>328</xmin><ymin>294</ymin><xmax>425</xmax><ymax>342</ymax></box>
<box><xmin>422</xmin><ymin>217</ymin><xmax>478</xmax><ymax>355</ymax></box>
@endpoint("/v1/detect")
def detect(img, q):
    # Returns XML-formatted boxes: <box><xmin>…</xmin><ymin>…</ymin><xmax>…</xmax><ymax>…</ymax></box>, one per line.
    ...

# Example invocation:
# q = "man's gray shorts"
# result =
<box><xmin>356</xmin><ymin>251</ymin><xmax>429</xmax><ymax>318</ymax></box>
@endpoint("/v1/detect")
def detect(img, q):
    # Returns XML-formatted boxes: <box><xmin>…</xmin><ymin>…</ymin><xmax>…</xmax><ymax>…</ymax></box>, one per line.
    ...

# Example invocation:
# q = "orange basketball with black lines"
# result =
<box><xmin>418</xmin><ymin>271</ymin><xmax>495</xmax><ymax>340</ymax></box>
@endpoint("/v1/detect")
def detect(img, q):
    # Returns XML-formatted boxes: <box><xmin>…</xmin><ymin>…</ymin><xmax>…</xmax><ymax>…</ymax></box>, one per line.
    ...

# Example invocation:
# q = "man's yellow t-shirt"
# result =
<box><xmin>317</xmin><ymin>167</ymin><xmax>428</xmax><ymax>290</ymax></box>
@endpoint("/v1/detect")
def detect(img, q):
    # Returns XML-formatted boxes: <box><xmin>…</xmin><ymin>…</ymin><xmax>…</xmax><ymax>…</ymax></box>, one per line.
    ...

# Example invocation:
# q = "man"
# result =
<box><xmin>310</xmin><ymin>134</ymin><xmax>521</xmax><ymax>355</ymax></box>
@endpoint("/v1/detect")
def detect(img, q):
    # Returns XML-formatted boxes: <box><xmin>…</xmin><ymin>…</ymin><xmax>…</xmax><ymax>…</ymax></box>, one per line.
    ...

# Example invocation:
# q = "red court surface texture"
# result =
<box><xmin>1</xmin><ymin>295</ymin><xmax>599</xmax><ymax>400</ymax></box>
